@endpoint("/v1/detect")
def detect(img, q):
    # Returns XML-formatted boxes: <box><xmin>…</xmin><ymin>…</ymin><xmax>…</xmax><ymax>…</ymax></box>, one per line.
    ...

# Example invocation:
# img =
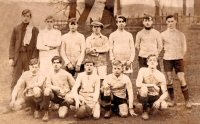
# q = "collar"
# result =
<box><xmin>91</xmin><ymin>33</ymin><xmax>103</xmax><ymax>39</ymax></box>
<box><xmin>112</xmin><ymin>73</ymin><xmax>123</xmax><ymax>80</ymax></box>
<box><xmin>167</xmin><ymin>28</ymin><xmax>177</xmax><ymax>32</ymax></box>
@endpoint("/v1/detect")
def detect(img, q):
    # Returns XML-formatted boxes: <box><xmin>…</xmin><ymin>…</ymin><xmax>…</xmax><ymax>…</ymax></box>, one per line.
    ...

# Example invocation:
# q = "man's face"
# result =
<box><xmin>92</xmin><ymin>25</ymin><xmax>101</xmax><ymax>34</ymax></box>
<box><xmin>29</xmin><ymin>64</ymin><xmax>39</xmax><ymax>74</ymax></box>
<box><xmin>147</xmin><ymin>56</ymin><xmax>158</xmax><ymax>69</ymax></box>
<box><xmin>22</xmin><ymin>12</ymin><xmax>31</xmax><ymax>23</ymax></box>
<box><xmin>45</xmin><ymin>19</ymin><xmax>54</xmax><ymax>30</ymax></box>
<box><xmin>143</xmin><ymin>18</ymin><xmax>153</xmax><ymax>28</ymax></box>
<box><xmin>116</xmin><ymin>18</ymin><xmax>126</xmax><ymax>29</ymax></box>
<box><xmin>166</xmin><ymin>17</ymin><xmax>177</xmax><ymax>29</ymax></box>
<box><xmin>52</xmin><ymin>60</ymin><xmax>62</xmax><ymax>71</ymax></box>
<box><xmin>69</xmin><ymin>22</ymin><xmax>78</xmax><ymax>32</ymax></box>
<box><xmin>112</xmin><ymin>65</ymin><xmax>123</xmax><ymax>77</ymax></box>
<box><xmin>84</xmin><ymin>63</ymin><xmax>94</xmax><ymax>73</ymax></box>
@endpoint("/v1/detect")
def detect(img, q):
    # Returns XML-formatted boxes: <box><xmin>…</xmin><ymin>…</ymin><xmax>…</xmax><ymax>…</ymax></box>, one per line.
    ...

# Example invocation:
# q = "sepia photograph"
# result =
<box><xmin>0</xmin><ymin>0</ymin><xmax>199</xmax><ymax>123</ymax></box>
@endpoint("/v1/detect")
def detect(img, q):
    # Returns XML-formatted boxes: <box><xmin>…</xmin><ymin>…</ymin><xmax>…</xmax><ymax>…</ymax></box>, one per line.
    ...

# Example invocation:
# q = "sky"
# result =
<box><xmin>4</xmin><ymin>0</ymin><xmax>194</xmax><ymax>8</ymax></box>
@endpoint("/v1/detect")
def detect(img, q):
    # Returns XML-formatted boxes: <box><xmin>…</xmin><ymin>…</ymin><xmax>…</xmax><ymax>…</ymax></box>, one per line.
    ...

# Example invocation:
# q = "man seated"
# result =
<box><xmin>102</xmin><ymin>60</ymin><xmax>137</xmax><ymax>118</ymax></box>
<box><xmin>72</xmin><ymin>59</ymin><xmax>101</xmax><ymax>119</ymax></box>
<box><xmin>136</xmin><ymin>54</ymin><xmax>168</xmax><ymax>120</ymax></box>
<box><xmin>43</xmin><ymin>56</ymin><xmax>75</xmax><ymax>121</ymax></box>
<box><xmin>10</xmin><ymin>59</ymin><xmax>46</xmax><ymax>120</ymax></box>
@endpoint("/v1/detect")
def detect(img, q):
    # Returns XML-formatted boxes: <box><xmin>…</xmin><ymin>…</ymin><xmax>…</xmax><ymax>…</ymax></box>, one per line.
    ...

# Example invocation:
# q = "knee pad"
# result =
<box><xmin>160</xmin><ymin>101</ymin><xmax>168</xmax><ymax>110</ymax></box>
<box><xmin>58</xmin><ymin>106</ymin><xmax>68</xmax><ymax>118</ymax></box>
<box><xmin>119</xmin><ymin>103</ymin><xmax>128</xmax><ymax>117</ymax></box>
<box><xmin>32</xmin><ymin>87</ymin><xmax>42</xmax><ymax>98</ymax></box>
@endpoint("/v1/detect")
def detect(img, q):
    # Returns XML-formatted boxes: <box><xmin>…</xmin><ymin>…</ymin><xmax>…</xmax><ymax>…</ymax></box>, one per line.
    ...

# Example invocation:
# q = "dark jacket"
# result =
<box><xmin>9</xmin><ymin>23</ymin><xmax>39</xmax><ymax>66</ymax></box>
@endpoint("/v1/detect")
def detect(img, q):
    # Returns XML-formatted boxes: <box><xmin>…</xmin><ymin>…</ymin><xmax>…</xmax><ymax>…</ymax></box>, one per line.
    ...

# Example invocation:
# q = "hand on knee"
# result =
<box><xmin>139</xmin><ymin>86</ymin><xmax>148</xmax><ymax>97</ymax></box>
<box><xmin>119</xmin><ymin>104</ymin><xmax>128</xmax><ymax>117</ymax></box>
<box><xmin>44</xmin><ymin>88</ymin><xmax>51</xmax><ymax>96</ymax></box>
<box><xmin>160</xmin><ymin>101</ymin><xmax>168</xmax><ymax>110</ymax></box>
<box><xmin>58</xmin><ymin>106</ymin><xmax>68</xmax><ymax>118</ymax></box>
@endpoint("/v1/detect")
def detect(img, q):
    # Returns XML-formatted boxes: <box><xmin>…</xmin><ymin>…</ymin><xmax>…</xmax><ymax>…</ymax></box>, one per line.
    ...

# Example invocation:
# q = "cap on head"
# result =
<box><xmin>143</xmin><ymin>14</ymin><xmax>153</xmax><ymax>21</ymax></box>
<box><xmin>112</xmin><ymin>60</ymin><xmax>123</xmax><ymax>67</ymax></box>
<box><xmin>91</xmin><ymin>20</ymin><xmax>104</xmax><ymax>28</ymax></box>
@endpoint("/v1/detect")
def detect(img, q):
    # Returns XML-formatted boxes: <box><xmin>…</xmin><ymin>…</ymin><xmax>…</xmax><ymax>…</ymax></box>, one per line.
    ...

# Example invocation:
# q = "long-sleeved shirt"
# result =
<box><xmin>161</xmin><ymin>28</ymin><xmax>187</xmax><ymax>60</ymax></box>
<box><xmin>86</xmin><ymin>33</ymin><xmax>109</xmax><ymax>66</ymax></box>
<box><xmin>37</xmin><ymin>28</ymin><xmax>61</xmax><ymax>73</ymax></box>
<box><xmin>135</xmin><ymin>28</ymin><xmax>163</xmax><ymax>58</ymax></box>
<box><xmin>46</xmin><ymin>69</ymin><xmax>75</xmax><ymax>96</ymax></box>
<box><xmin>11</xmin><ymin>71</ymin><xmax>46</xmax><ymax>100</ymax></box>
<box><xmin>103</xmin><ymin>73</ymin><xmax>134</xmax><ymax>109</ymax></box>
<box><xmin>136</xmin><ymin>67</ymin><xmax>167</xmax><ymax>96</ymax></box>
<box><xmin>61</xmin><ymin>31</ymin><xmax>85</xmax><ymax>66</ymax></box>
<box><xmin>72</xmin><ymin>72</ymin><xmax>100</xmax><ymax>108</ymax></box>
<box><xmin>109</xmin><ymin>29</ymin><xmax>135</xmax><ymax>63</ymax></box>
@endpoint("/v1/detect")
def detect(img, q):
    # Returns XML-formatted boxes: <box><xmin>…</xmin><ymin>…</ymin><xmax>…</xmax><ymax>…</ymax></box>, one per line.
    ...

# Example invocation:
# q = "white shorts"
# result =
<box><xmin>93</xmin><ymin>66</ymin><xmax>107</xmax><ymax>79</ymax></box>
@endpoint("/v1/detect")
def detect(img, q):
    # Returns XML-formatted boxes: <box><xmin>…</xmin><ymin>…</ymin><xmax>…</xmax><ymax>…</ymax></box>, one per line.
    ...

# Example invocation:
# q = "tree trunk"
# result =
<box><xmin>78</xmin><ymin>0</ymin><xmax>95</xmax><ymax>25</ymax></box>
<box><xmin>183</xmin><ymin>0</ymin><xmax>186</xmax><ymax>16</ymax></box>
<box><xmin>68</xmin><ymin>0</ymin><xmax>77</xmax><ymax>19</ymax></box>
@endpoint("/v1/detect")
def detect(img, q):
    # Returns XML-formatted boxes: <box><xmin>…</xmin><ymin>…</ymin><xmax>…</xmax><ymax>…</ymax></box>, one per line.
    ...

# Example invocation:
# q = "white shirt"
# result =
<box><xmin>161</xmin><ymin>29</ymin><xmax>187</xmax><ymax>60</ymax></box>
<box><xmin>135</xmin><ymin>28</ymin><xmax>162</xmax><ymax>58</ymax></box>
<box><xmin>109</xmin><ymin>29</ymin><xmax>135</xmax><ymax>62</ymax></box>
<box><xmin>61</xmin><ymin>31</ymin><xmax>85</xmax><ymax>66</ymax></box>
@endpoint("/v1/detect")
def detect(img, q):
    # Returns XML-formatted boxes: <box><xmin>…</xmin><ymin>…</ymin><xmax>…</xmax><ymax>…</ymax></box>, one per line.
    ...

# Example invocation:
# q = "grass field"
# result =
<box><xmin>0</xmin><ymin>1</ymin><xmax>200</xmax><ymax>124</ymax></box>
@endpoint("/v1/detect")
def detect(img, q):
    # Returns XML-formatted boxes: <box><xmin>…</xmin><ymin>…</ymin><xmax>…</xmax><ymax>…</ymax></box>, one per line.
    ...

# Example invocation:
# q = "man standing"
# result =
<box><xmin>135</xmin><ymin>15</ymin><xmax>162</xmax><ymax>69</ymax></box>
<box><xmin>109</xmin><ymin>15</ymin><xmax>135</xmax><ymax>76</ymax></box>
<box><xmin>161</xmin><ymin>15</ymin><xmax>192</xmax><ymax>108</ymax></box>
<box><xmin>86</xmin><ymin>20</ymin><xmax>109</xmax><ymax>82</ymax></box>
<box><xmin>61</xmin><ymin>18</ymin><xmax>85</xmax><ymax>77</ymax></box>
<box><xmin>37</xmin><ymin>15</ymin><xmax>61</xmax><ymax>74</ymax></box>
<box><xmin>9</xmin><ymin>9</ymin><xmax>39</xmax><ymax>90</ymax></box>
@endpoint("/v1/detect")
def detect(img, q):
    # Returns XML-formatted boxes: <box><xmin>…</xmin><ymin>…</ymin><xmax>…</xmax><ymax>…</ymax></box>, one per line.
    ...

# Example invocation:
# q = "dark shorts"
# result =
<box><xmin>137</xmin><ymin>94</ymin><xmax>160</xmax><ymax>111</ymax></box>
<box><xmin>51</xmin><ymin>91</ymin><xmax>68</xmax><ymax>107</ymax></box>
<box><xmin>65</xmin><ymin>64</ymin><xmax>84</xmax><ymax>76</ymax></box>
<box><xmin>163</xmin><ymin>59</ymin><xmax>184</xmax><ymax>73</ymax></box>
<box><xmin>138</xmin><ymin>56</ymin><xmax>161</xmax><ymax>70</ymax></box>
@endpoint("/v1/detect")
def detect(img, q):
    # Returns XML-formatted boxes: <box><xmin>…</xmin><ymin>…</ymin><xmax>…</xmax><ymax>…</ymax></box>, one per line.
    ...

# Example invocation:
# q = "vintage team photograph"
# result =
<box><xmin>0</xmin><ymin>0</ymin><xmax>199</xmax><ymax>123</ymax></box>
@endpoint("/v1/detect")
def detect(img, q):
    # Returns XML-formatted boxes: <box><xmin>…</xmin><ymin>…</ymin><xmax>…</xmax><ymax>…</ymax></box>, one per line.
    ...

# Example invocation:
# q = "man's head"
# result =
<box><xmin>84</xmin><ymin>59</ymin><xmax>95</xmax><ymax>74</ymax></box>
<box><xmin>116</xmin><ymin>15</ymin><xmax>127</xmax><ymax>30</ymax></box>
<box><xmin>45</xmin><ymin>15</ymin><xmax>55</xmax><ymax>30</ymax></box>
<box><xmin>147</xmin><ymin>54</ymin><xmax>158</xmax><ymax>69</ymax></box>
<box><xmin>112</xmin><ymin>60</ymin><xmax>123</xmax><ymax>77</ymax></box>
<box><xmin>21</xmin><ymin>9</ymin><xmax>32</xmax><ymax>24</ymax></box>
<box><xmin>51</xmin><ymin>56</ymin><xmax>62</xmax><ymax>71</ymax></box>
<box><xmin>29</xmin><ymin>58</ymin><xmax>39</xmax><ymax>74</ymax></box>
<box><xmin>68</xmin><ymin>18</ymin><xmax>78</xmax><ymax>32</ymax></box>
<box><xmin>91</xmin><ymin>20</ymin><xmax>103</xmax><ymax>35</ymax></box>
<box><xmin>166</xmin><ymin>15</ymin><xmax>177</xmax><ymax>29</ymax></box>
<box><xmin>143</xmin><ymin>15</ymin><xmax>153</xmax><ymax>30</ymax></box>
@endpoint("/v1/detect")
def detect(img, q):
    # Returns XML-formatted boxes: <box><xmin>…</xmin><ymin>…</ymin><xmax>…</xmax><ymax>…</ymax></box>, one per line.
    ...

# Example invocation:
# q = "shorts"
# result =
<box><xmin>163</xmin><ymin>59</ymin><xmax>184</xmax><ymax>73</ymax></box>
<box><xmin>50</xmin><ymin>91</ymin><xmax>69</xmax><ymax>107</ymax></box>
<box><xmin>137</xmin><ymin>94</ymin><xmax>160</xmax><ymax>111</ymax></box>
<box><xmin>93</xmin><ymin>65</ymin><xmax>107</xmax><ymax>79</ymax></box>
<box><xmin>65</xmin><ymin>64</ymin><xmax>84</xmax><ymax>76</ymax></box>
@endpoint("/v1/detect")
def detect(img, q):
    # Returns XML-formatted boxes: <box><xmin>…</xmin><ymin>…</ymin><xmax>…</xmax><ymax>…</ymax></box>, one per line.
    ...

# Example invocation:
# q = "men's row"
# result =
<box><xmin>10</xmin><ymin>55</ymin><xmax>167</xmax><ymax>121</ymax></box>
